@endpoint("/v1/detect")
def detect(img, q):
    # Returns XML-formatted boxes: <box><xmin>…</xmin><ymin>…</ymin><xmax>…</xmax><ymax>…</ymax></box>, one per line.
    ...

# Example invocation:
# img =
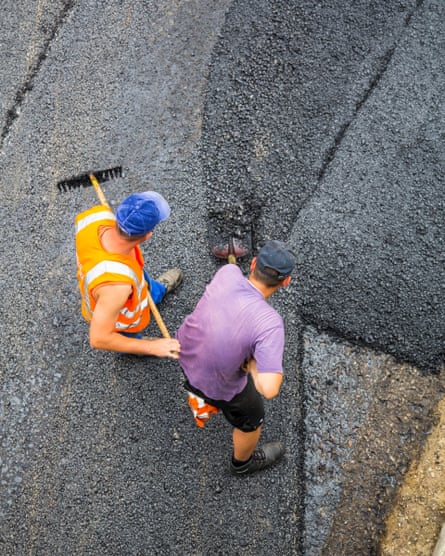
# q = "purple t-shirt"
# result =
<box><xmin>176</xmin><ymin>264</ymin><xmax>284</xmax><ymax>401</ymax></box>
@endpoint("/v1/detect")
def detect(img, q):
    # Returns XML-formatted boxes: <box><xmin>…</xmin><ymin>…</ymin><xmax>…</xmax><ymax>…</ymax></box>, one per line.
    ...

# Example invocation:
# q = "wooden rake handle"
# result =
<box><xmin>89</xmin><ymin>174</ymin><xmax>171</xmax><ymax>339</ymax></box>
<box><xmin>146</xmin><ymin>296</ymin><xmax>171</xmax><ymax>338</ymax></box>
<box><xmin>90</xmin><ymin>174</ymin><xmax>110</xmax><ymax>208</ymax></box>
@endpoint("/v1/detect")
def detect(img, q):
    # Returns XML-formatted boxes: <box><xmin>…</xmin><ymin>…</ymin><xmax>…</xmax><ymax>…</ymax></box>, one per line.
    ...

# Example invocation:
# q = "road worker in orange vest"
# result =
<box><xmin>75</xmin><ymin>191</ymin><xmax>182</xmax><ymax>358</ymax></box>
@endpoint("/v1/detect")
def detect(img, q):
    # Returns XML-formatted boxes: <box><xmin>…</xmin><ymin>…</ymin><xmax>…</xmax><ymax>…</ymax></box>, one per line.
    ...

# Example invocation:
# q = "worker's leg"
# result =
<box><xmin>232</xmin><ymin>425</ymin><xmax>262</xmax><ymax>461</ymax></box>
<box><xmin>223</xmin><ymin>377</ymin><xmax>284</xmax><ymax>475</ymax></box>
<box><xmin>143</xmin><ymin>269</ymin><xmax>167</xmax><ymax>304</ymax></box>
<box><xmin>182</xmin><ymin>375</ymin><xmax>284</xmax><ymax>474</ymax></box>
<box><xmin>144</xmin><ymin>268</ymin><xmax>183</xmax><ymax>304</ymax></box>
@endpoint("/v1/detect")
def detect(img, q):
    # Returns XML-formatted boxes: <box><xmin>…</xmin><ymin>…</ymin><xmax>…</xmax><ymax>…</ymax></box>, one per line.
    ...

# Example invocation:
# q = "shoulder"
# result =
<box><xmin>218</xmin><ymin>263</ymin><xmax>242</xmax><ymax>275</ymax></box>
<box><xmin>215</xmin><ymin>264</ymin><xmax>243</xmax><ymax>280</ymax></box>
<box><xmin>254</xmin><ymin>300</ymin><xmax>284</xmax><ymax>333</ymax></box>
<box><xmin>76</xmin><ymin>205</ymin><xmax>115</xmax><ymax>226</ymax></box>
<box><xmin>210</xmin><ymin>264</ymin><xmax>246</xmax><ymax>290</ymax></box>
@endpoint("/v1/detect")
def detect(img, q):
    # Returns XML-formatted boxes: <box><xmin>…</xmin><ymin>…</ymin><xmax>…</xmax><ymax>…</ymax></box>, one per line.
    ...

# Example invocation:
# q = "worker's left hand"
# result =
<box><xmin>146</xmin><ymin>337</ymin><xmax>181</xmax><ymax>359</ymax></box>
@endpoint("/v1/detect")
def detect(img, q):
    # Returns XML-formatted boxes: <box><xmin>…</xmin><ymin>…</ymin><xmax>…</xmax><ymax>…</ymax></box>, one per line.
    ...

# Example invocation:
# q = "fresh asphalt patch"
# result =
<box><xmin>202</xmin><ymin>0</ymin><xmax>444</xmax><ymax>372</ymax></box>
<box><xmin>201</xmin><ymin>2</ymin><xmax>444</xmax><ymax>550</ymax></box>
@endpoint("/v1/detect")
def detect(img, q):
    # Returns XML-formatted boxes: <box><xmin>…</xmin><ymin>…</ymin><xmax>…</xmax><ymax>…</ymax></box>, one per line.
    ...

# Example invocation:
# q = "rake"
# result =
<box><xmin>57</xmin><ymin>166</ymin><xmax>123</xmax><ymax>194</ymax></box>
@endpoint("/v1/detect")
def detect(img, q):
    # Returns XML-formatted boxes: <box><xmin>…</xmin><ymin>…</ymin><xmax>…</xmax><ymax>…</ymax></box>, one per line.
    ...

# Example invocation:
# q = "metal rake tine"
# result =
<box><xmin>99</xmin><ymin>166</ymin><xmax>123</xmax><ymax>181</ymax></box>
<box><xmin>57</xmin><ymin>166</ymin><xmax>123</xmax><ymax>193</ymax></box>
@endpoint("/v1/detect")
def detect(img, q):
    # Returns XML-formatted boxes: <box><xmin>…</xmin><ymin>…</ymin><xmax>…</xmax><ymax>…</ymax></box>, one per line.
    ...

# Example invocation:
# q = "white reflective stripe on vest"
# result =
<box><xmin>82</xmin><ymin>261</ymin><xmax>147</xmax><ymax>324</ymax></box>
<box><xmin>76</xmin><ymin>210</ymin><xmax>115</xmax><ymax>233</ymax></box>
<box><xmin>115</xmin><ymin>317</ymin><xmax>142</xmax><ymax>331</ymax></box>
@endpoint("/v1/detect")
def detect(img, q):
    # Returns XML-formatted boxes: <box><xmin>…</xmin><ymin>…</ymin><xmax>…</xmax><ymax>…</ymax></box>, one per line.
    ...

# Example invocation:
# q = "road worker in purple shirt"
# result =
<box><xmin>177</xmin><ymin>240</ymin><xmax>295</xmax><ymax>475</ymax></box>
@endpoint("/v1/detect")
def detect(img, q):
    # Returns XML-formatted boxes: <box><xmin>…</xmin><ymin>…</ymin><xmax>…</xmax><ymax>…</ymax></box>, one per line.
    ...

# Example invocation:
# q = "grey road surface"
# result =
<box><xmin>1</xmin><ymin>1</ymin><xmax>444</xmax><ymax>555</ymax></box>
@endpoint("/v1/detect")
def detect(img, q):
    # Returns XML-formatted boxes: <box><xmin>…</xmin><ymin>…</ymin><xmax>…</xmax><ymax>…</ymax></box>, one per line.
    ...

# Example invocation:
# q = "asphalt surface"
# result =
<box><xmin>0</xmin><ymin>1</ymin><xmax>444</xmax><ymax>555</ymax></box>
<box><xmin>203</xmin><ymin>0</ymin><xmax>444</xmax><ymax>372</ymax></box>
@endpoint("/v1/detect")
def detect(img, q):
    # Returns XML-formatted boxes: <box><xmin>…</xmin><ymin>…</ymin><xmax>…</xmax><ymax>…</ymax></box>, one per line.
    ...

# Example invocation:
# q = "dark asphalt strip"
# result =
<box><xmin>318</xmin><ymin>0</ymin><xmax>425</xmax><ymax>182</ymax></box>
<box><xmin>201</xmin><ymin>0</ymin><xmax>444</xmax><ymax>372</ymax></box>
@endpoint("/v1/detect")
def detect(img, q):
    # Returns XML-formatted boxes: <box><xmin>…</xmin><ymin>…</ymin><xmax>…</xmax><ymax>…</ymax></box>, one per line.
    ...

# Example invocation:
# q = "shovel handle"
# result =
<box><xmin>88</xmin><ymin>174</ymin><xmax>171</xmax><ymax>339</ymax></box>
<box><xmin>228</xmin><ymin>237</ymin><xmax>237</xmax><ymax>264</ymax></box>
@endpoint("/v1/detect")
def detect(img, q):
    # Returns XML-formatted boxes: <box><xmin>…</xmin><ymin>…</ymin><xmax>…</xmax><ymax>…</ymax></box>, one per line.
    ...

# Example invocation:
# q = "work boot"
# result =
<box><xmin>229</xmin><ymin>441</ymin><xmax>285</xmax><ymax>475</ymax></box>
<box><xmin>156</xmin><ymin>268</ymin><xmax>183</xmax><ymax>294</ymax></box>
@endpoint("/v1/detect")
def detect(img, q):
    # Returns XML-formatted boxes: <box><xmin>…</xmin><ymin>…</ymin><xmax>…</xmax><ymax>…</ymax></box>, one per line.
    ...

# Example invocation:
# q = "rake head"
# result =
<box><xmin>57</xmin><ymin>166</ymin><xmax>123</xmax><ymax>193</ymax></box>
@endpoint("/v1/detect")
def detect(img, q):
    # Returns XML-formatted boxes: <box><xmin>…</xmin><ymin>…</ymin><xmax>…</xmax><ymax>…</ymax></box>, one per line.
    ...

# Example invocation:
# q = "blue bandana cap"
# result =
<box><xmin>116</xmin><ymin>191</ymin><xmax>170</xmax><ymax>236</ymax></box>
<box><xmin>257</xmin><ymin>240</ymin><xmax>295</xmax><ymax>279</ymax></box>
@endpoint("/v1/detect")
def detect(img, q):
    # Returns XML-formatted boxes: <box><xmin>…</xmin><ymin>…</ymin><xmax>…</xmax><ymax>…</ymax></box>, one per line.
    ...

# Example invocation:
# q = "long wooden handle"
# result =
<box><xmin>146</xmin><ymin>295</ymin><xmax>171</xmax><ymax>338</ymax></box>
<box><xmin>89</xmin><ymin>174</ymin><xmax>171</xmax><ymax>339</ymax></box>
<box><xmin>89</xmin><ymin>174</ymin><xmax>110</xmax><ymax>208</ymax></box>
<box><xmin>228</xmin><ymin>236</ymin><xmax>237</xmax><ymax>264</ymax></box>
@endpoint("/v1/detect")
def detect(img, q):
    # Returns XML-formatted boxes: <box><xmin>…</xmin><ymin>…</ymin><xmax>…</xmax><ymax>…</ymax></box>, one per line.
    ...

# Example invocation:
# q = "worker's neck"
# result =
<box><xmin>248</xmin><ymin>275</ymin><xmax>276</xmax><ymax>299</ymax></box>
<box><xmin>100</xmin><ymin>226</ymin><xmax>139</xmax><ymax>256</ymax></box>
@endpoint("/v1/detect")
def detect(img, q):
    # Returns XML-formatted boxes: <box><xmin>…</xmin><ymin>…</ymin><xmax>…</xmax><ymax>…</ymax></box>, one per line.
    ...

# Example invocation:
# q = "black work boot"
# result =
<box><xmin>230</xmin><ymin>441</ymin><xmax>285</xmax><ymax>475</ymax></box>
<box><xmin>156</xmin><ymin>268</ymin><xmax>183</xmax><ymax>294</ymax></box>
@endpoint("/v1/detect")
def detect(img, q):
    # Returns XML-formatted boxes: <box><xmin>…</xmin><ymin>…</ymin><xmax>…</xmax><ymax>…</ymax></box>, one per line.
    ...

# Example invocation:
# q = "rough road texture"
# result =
<box><xmin>203</xmin><ymin>0</ymin><xmax>444</xmax><ymax>372</ymax></box>
<box><xmin>0</xmin><ymin>1</ymin><xmax>444</xmax><ymax>555</ymax></box>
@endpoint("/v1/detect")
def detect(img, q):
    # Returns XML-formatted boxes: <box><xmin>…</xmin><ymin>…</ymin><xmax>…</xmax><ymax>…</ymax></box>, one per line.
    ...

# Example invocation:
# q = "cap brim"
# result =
<box><xmin>140</xmin><ymin>191</ymin><xmax>171</xmax><ymax>222</ymax></box>
<box><xmin>156</xmin><ymin>197</ymin><xmax>170</xmax><ymax>221</ymax></box>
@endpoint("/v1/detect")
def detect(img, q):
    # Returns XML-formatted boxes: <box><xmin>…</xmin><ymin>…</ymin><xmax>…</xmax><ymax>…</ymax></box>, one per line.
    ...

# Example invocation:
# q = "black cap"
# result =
<box><xmin>257</xmin><ymin>240</ymin><xmax>295</xmax><ymax>279</ymax></box>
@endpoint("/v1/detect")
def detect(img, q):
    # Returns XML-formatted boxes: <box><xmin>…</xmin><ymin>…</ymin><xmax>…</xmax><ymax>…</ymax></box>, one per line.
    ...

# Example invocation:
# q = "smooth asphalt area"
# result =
<box><xmin>1</xmin><ymin>1</ymin><xmax>444</xmax><ymax>555</ymax></box>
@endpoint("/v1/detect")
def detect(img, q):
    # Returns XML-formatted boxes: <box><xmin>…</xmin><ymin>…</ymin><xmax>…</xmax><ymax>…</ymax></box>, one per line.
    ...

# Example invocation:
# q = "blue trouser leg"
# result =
<box><xmin>143</xmin><ymin>269</ymin><xmax>167</xmax><ymax>304</ymax></box>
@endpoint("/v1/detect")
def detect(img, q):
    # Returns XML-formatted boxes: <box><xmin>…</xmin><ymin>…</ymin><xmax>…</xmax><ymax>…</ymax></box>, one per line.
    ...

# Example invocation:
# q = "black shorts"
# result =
<box><xmin>183</xmin><ymin>374</ymin><xmax>264</xmax><ymax>433</ymax></box>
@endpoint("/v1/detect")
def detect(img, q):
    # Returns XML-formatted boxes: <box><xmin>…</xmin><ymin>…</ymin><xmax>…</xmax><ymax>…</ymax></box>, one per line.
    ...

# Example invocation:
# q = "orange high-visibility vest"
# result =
<box><xmin>75</xmin><ymin>205</ymin><xmax>150</xmax><ymax>332</ymax></box>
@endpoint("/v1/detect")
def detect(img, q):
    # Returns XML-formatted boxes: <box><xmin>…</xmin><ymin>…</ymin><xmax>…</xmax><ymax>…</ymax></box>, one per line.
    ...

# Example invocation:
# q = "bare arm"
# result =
<box><xmin>89</xmin><ymin>283</ymin><xmax>180</xmax><ymax>358</ymax></box>
<box><xmin>243</xmin><ymin>358</ymin><xmax>283</xmax><ymax>399</ymax></box>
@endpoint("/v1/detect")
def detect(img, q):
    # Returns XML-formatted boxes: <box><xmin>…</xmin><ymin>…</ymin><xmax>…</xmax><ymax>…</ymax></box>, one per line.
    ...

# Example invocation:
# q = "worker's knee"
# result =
<box><xmin>233</xmin><ymin>418</ymin><xmax>264</xmax><ymax>433</ymax></box>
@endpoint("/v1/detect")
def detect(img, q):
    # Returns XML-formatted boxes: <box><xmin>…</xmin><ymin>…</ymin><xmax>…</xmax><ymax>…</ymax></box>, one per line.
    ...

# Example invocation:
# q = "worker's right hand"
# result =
<box><xmin>146</xmin><ymin>338</ymin><xmax>181</xmax><ymax>359</ymax></box>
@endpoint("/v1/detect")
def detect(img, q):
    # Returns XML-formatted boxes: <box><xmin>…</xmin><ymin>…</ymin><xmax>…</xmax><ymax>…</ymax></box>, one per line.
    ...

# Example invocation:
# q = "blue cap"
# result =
<box><xmin>116</xmin><ymin>192</ymin><xmax>170</xmax><ymax>236</ymax></box>
<box><xmin>257</xmin><ymin>240</ymin><xmax>295</xmax><ymax>279</ymax></box>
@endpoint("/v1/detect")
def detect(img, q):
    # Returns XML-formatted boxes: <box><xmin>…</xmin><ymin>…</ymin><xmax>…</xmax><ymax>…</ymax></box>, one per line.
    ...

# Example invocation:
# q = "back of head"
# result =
<box><xmin>116</xmin><ymin>191</ymin><xmax>170</xmax><ymax>238</ymax></box>
<box><xmin>255</xmin><ymin>240</ymin><xmax>296</xmax><ymax>286</ymax></box>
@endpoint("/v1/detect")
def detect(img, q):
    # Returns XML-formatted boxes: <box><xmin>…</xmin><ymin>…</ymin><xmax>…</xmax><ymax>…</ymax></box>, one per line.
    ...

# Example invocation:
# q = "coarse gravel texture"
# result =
<box><xmin>1</xmin><ymin>1</ymin><xmax>444</xmax><ymax>555</ymax></box>
<box><xmin>381</xmin><ymin>392</ymin><xmax>445</xmax><ymax>555</ymax></box>
<box><xmin>202</xmin><ymin>0</ymin><xmax>445</xmax><ymax>372</ymax></box>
